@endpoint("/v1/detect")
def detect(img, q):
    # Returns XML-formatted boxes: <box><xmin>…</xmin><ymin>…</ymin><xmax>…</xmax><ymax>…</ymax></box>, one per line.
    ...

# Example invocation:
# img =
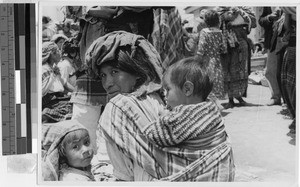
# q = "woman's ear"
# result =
<box><xmin>183</xmin><ymin>81</ymin><xmax>194</xmax><ymax>97</ymax></box>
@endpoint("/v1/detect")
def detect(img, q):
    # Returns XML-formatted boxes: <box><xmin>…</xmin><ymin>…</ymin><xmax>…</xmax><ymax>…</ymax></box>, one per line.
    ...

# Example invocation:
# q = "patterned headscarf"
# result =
<box><xmin>85</xmin><ymin>31</ymin><xmax>163</xmax><ymax>95</ymax></box>
<box><xmin>41</xmin><ymin>120</ymin><xmax>87</xmax><ymax>181</ymax></box>
<box><xmin>42</xmin><ymin>42</ymin><xmax>59</xmax><ymax>65</ymax></box>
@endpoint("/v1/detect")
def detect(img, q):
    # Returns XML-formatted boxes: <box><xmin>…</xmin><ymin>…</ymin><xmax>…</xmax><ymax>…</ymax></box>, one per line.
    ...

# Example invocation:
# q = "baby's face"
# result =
<box><xmin>64</xmin><ymin>133</ymin><xmax>94</xmax><ymax>168</ymax></box>
<box><xmin>162</xmin><ymin>72</ymin><xmax>186</xmax><ymax>109</ymax></box>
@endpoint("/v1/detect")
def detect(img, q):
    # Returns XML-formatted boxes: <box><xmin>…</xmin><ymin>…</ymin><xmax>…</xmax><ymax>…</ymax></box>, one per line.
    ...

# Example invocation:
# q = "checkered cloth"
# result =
<box><xmin>41</xmin><ymin>120</ymin><xmax>87</xmax><ymax>181</ymax></box>
<box><xmin>281</xmin><ymin>46</ymin><xmax>296</xmax><ymax>118</ymax></box>
<box><xmin>42</xmin><ymin>65</ymin><xmax>73</xmax><ymax>123</ymax></box>
<box><xmin>151</xmin><ymin>7</ymin><xmax>185</xmax><ymax>69</ymax></box>
<box><xmin>142</xmin><ymin>100</ymin><xmax>226</xmax><ymax>147</ymax></box>
<box><xmin>100</xmin><ymin>93</ymin><xmax>235</xmax><ymax>181</ymax></box>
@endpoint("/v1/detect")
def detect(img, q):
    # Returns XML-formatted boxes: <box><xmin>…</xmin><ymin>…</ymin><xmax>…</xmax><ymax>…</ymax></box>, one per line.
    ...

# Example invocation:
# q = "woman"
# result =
<box><xmin>85</xmin><ymin>31</ymin><xmax>234</xmax><ymax>181</ymax></box>
<box><xmin>42</xmin><ymin>42</ymin><xmax>72</xmax><ymax>123</ymax></box>
<box><xmin>197</xmin><ymin>9</ymin><xmax>226</xmax><ymax>99</ymax></box>
<box><xmin>51</xmin><ymin>34</ymin><xmax>68</xmax><ymax>51</ymax></box>
<box><xmin>56</xmin><ymin>38</ymin><xmax>80</xmax><ymax>93</ymax></box>
<box><xmin>218</xmin><ymin>7</ymin><xmax>256</xmax><ymax>108</ymax></box>
<box><xmin>280</xmin><ymin>7</ymin><xmax>296</xmax><ymax>136</ymax></box>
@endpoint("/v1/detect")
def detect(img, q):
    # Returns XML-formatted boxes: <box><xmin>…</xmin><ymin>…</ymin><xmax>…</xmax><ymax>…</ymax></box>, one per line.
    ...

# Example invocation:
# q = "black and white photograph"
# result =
<box><xmin>39</xmin><ymin>2</ymin><xmax>298</xmax><ymax>184</ymax></box>
<box><xmin>0</xmin><ymin>0</ymin><xmax>298</xmax><ymax>187</ymax></box>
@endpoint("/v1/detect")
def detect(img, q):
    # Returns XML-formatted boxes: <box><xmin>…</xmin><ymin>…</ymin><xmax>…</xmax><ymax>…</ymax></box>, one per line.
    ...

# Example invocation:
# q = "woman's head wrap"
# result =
<box><xmin>61</xmin><ymin>38</ymin><xmax>80</xmax><ymax>57</ymax></box>
<box><xmin>50</xmin><ymin>34</ymin><xmax>68</xmax><ymax>44</ymax></box>
<box><xmin>41</xmin><ymin>120</ymin><xmax>87</xmax><ymax>181</ymax></box>
<box><xmin>42</xmin><ymin>42</ymin><xmax>59</xmax><ymax>65</ymax></box>
<box><xmin>85</xmin><ymin>31</ymin><xmax>164</xmax><ymax>95</ymax></box>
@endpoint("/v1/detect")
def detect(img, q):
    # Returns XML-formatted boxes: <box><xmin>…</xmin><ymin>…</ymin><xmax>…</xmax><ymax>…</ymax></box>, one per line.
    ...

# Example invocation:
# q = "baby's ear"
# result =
<box><xmin>183</xmin><ymin>81</ymin><xmax>194</xmax><ymax>97</ymax></box>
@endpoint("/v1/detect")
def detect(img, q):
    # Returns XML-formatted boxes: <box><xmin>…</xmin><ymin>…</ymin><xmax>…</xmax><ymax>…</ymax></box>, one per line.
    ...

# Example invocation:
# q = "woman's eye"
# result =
<box><xmin>85</xmin><ymin>140</ymin><xmax>90</xmax><ymax>146</ymax></box>
<box><xmin>111</xmin><ymin>70</ymin><xmax>118</xmax><ymax>74</ymax></box>
<box><xmin>100</xmin><ymin>73</ymin><xmax>106</xmax><ymax>78</ymax></box>
<box><xmin>73</xmin><ymin>145</ymin><xmax>79</xmax><ymax>149</ymax></box>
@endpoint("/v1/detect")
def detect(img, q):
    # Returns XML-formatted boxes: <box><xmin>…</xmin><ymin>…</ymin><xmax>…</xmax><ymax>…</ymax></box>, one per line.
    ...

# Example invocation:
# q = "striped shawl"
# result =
<box><xmin>99</xmin><ymin>93</ymin><xmax>235</xmax><ymax>181</ymax></box>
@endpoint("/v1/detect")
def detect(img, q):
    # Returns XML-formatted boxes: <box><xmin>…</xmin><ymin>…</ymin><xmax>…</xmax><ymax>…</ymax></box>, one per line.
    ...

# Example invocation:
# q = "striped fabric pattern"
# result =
<box><xmin>142</xmin><ymin>100</ymin><xmax>224</xmax><ymax>147</ymax></box>
<box><xmin>281</xmin><ymin>47</ymin><xmax>296</xmax><ymax>118</ymax></box>
<box><xmin>151</xmin><ymin>8</ymin><xmax>185</xmax><ymax>69</ymax></box>
<box><xmin>99</xmin><ymin>93</ymin><xmax>235</xmax><ymax>181</ymax></box>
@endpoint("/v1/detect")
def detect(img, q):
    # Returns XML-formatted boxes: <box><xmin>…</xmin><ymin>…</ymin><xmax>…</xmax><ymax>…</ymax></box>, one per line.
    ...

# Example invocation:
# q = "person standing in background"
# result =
<box><xmin>197</xmin><ymin>9</ymin><xmax>226</xmax><ymax>100</ymax></box>
<box><xmin>258</xmin><ymin>7</ymin><xmax>282</xmax><ymax>106</ymax></box>
<box><xmin>218</xmin><ymin>6</ymin><xmax>257</xmax><ymax>108</ymax></box>
<box><xmin>280</xmin><ymin>7</ymin><xmax>296</xmax><ymax>136</ymax></box>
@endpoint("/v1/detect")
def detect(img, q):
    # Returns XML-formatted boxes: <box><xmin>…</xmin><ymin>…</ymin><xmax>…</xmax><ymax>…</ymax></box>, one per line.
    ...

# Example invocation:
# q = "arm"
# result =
<box><xmin>196</xmin><ymin>29</ymin><xmax>208</xmax><ymax>57</ymax></box>
<box><xmin>59</xmin><ymin>171</ymin><xmax>94</xmax><ymax>181</ymax></box>
<box><xmin>87</xmin><ymin>6</ymin><xmax>118</xmax><ymax>19</ymax></box>
<box><xmin>258</xmin><ymin>7</ymin><xmax>273</xmax><ymax>28</ymax></box>
<box><xmin>42</xmin><ymin>69</ymin><xmax>55</xmax><ymax>96</ymax></box>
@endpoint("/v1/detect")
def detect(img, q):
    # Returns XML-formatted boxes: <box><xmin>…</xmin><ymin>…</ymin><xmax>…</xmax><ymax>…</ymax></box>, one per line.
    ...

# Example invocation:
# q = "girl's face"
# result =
<box><xmin>100</xmin><ymin>64</ymin><xmax>139</xmax><ymax>99</ymax></box>
<box><xmin>64</xmin><ymin>130</ymin><xmax>94</xmax><ymax>168</ymax></box>
<box><xmin>50</xmin><ymin>48</ymin><xmax>61</xmax><ymax>65</ymax></box>
<box><xmin>163</xmin><ymin>72</ymin><xmax>186</xmax><ymax>109</ymax></box>
<box><xmin>56</xmin><ymin>38</ymin><xmax>65</xmax><ymax>50</ymax></box>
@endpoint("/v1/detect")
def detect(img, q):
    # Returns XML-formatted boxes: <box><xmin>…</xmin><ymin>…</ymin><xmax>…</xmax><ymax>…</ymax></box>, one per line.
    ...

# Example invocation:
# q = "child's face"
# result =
<box><xmin>163</xmin><ymin>72</ymin><xmax>187</xmax><ymax>109</ymax></box>
<box><xmin>64</xmin><ymin>131</ymin><xmax>94</xmax><ymax>168</ymax></box>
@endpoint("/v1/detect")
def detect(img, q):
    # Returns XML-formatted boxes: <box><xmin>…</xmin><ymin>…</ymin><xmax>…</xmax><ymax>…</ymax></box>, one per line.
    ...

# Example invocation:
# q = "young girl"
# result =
<box><xmin>42</xmin><ymin>120</ymin><xmax>95</xmax><ymax>181</ymax></box>
<box><xmin>197</xmin><ymin>9</ymin><xmax>226</xmax><ymax>100</ymax></box>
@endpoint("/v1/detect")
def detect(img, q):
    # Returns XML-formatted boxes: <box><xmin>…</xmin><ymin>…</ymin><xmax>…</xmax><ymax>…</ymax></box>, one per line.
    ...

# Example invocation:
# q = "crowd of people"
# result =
<box><xmin>41</xmin><ymin>6</ymin><xmax>296</xmax><ymax>182</ymax></box>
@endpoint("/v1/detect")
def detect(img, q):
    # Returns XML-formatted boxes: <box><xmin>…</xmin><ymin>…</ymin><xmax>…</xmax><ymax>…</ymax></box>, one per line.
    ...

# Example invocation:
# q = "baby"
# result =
<box><xmin>42</xmin><ymin>120</ymin><xmax>95</xmax><ymax>181</ymax></box>
<box><xmin>142</xmin><ymin>56</ymin><xmax>227</xmax><ymax>147</ymax></box>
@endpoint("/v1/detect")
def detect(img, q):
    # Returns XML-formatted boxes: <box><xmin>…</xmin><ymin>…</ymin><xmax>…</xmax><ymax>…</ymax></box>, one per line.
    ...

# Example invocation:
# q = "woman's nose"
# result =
<box><xmin>103</xmin><ymin>75</ymin><xmax>114</xmax><ymax>90</ymax></box>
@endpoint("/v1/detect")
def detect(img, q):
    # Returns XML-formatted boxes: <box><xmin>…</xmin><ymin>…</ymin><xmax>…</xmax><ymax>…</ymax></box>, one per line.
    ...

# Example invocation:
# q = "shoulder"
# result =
<box><xmin>59</xmin><ymin>167</ymin><xmax>94</xmax><ymax>181</ymax></box>
<box><xmin>103</xmin><ymin>93</ymin><xmax>164</xmax><ymax>119</ymax></box>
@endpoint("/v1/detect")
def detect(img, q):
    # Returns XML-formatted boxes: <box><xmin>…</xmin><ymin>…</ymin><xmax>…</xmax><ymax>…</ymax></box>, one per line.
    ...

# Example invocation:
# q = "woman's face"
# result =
<box><xmin>100</xmin><ymin>64</ymin><xmax>139</xmax><ymax>99</ymax></box>
<box><xmin>56</xmin><ymin>38</ymin><xmax>65</xmax><ymax>50</ymax></box>
<box><xmin>51</xmin><ymin>48</ymin><xmax>61</xmax><ymax>64</ymax></box>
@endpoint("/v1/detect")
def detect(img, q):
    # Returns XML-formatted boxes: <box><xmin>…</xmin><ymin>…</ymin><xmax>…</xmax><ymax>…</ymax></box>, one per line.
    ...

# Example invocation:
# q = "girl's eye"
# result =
<box><xmin>100</xmin><ymin>73</ymin><xmax>106</xmax><ymax>78</ymax></box>
<box><xmin>111</xmin><ymin>70</ymin><xmax>118</xmax><ymax>74</ymax></box>
<box><xmin>73</xmin><ymin>144</ymin><xmax>79</xmax><ymax>149</ymax></box>
<box><xmin>84</xmin><ymin>139</ymin><xmax>90</xmax><ymax>146</ymax></box>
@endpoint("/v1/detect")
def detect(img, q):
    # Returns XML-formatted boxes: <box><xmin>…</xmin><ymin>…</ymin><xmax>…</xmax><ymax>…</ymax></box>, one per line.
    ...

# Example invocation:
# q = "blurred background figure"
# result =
<box><xmin>259</xmin><ymin>7</ymin><xmax>283</xmax><ymax>106</ymax></box>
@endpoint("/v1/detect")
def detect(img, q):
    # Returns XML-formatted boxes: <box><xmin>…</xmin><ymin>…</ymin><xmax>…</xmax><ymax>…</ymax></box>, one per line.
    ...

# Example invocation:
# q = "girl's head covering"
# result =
<box><xmin>50</xmin><ymin>34</ymin><xmax>68</xmax><ymax>44</ymax></box>
<box><xmin>41</xmin><ymin>120</ymin><xmax>87</xmax><ymax>181</ymax></box>
<box><xmin>85</xmin><ymin>31</ymin><xmax>163</xmax><ymax>96</ymax></box>
<box><xmin>61</xmin><ymin>37</ymin><xmax>80</xmax><ymax>57</ymax></box>
<box><xmin>42</xmin><ymin>42</ymin><xmax>59</xmax><ymax>65</ymax></box>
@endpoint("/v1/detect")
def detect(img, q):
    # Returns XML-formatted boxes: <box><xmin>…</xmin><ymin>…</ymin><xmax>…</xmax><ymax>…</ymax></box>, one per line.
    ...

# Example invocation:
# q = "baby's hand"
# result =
<box><xmin>158</xmin><ymin>106</ymin><xmax>170</xmax><ymax>116</ymax></box>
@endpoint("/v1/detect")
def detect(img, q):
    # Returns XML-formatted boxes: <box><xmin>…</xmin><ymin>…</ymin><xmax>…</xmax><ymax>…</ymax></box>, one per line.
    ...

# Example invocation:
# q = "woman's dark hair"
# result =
<box><xmin>53</xmin><ymin>36</ymin><xmax>66</xmax><ymax>44</ymax></box>
<box><xmin>204</xmin><ymin>9</ymin><xmax>220</xmax><ymax>28</ymax></box>
<box><xmin>166</xmin><ymin>56</ymin><xmax>213</xmax><ymax>100</ymax></box>
<box><xmin>100</xmin><ymin>45</ymin><xmax>160</xmax><ymax>90</ymax></box>
<box><xmin>42</xmin><ymin>16</ymin><xmax>51</xmax><ymax>24</ymax></box>
<box><xmin>61</xmin><ymin>38</ymin><xmax>79</xmax><ymax>59</ymax></box>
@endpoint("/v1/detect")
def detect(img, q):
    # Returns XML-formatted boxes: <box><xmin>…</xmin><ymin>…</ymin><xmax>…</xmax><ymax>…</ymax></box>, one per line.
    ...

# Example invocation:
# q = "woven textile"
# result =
<box><xmin>151</xmin><ymin>8</ymin><xmax>185</xmax><ymax>69</ymax></box>
<box><xmin>281</xmin><ymin>47</ymin><xmax>296</xmax><ymax>118</ymax></box>
<box><xmin>99</xmin><ymin>93</ymin><xmax>235</xmax><ymax>181</ymax></box>
<box><xmin>197</xmin><ymin>28</ymin><xmax>226</xmax><ymax>99</ymax></box>
<box><xmin>41</xmin><ymin>120</ymin><xmax>87</xmax><ymax>181</ymax></box>
<box><xmin>143</xmin><ymin>100</ymin><xmax>225</xmax><ymax>147</ymax></box>
<box><xmin>222</xmin><ymin>27</ymin><xmax>252</xmax><ymax>98</ymax></box>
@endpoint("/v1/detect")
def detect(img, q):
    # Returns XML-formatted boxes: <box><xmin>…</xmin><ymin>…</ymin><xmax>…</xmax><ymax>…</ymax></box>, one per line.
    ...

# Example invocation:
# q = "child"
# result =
<box><xmin>42</xmin><ymin>120</ymin><xmax>95</xmax><ymax>181</ymax></box>
<box><xmin>142</xmin><ymin>56</ymin><xmax>228</xmax><ymax>148</ymax></box>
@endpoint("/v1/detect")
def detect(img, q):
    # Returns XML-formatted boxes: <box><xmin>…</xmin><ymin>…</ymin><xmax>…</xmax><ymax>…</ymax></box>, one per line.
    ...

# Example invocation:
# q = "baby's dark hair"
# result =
<box><xmin>58</xmin><ymin>129</ymin><xmax>89</xmax><ymax>164</ymax></box>
<box><xmin>204</xmin><ymin>9</ymin><xmax>220</xmax><ymax>28</ymax></box>
<box><xmin>165</xmin><ymin>56</ymin><xmax>213</xmax><ymax>100</ymax></box>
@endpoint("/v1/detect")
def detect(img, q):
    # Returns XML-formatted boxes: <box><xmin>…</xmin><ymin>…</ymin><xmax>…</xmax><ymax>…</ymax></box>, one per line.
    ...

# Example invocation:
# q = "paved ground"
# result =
<box><xmin>219</xmin><ymin>83</ymin><xmax>297</xmax><ymax>182</ymax></box>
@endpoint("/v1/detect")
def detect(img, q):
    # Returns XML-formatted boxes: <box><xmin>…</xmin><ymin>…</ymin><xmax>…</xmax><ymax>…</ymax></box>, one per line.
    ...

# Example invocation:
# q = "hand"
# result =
<box><xmin>268</xmin><ymin>12</ymin><xmax>280</xmax><ymax>22</ymax></box>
